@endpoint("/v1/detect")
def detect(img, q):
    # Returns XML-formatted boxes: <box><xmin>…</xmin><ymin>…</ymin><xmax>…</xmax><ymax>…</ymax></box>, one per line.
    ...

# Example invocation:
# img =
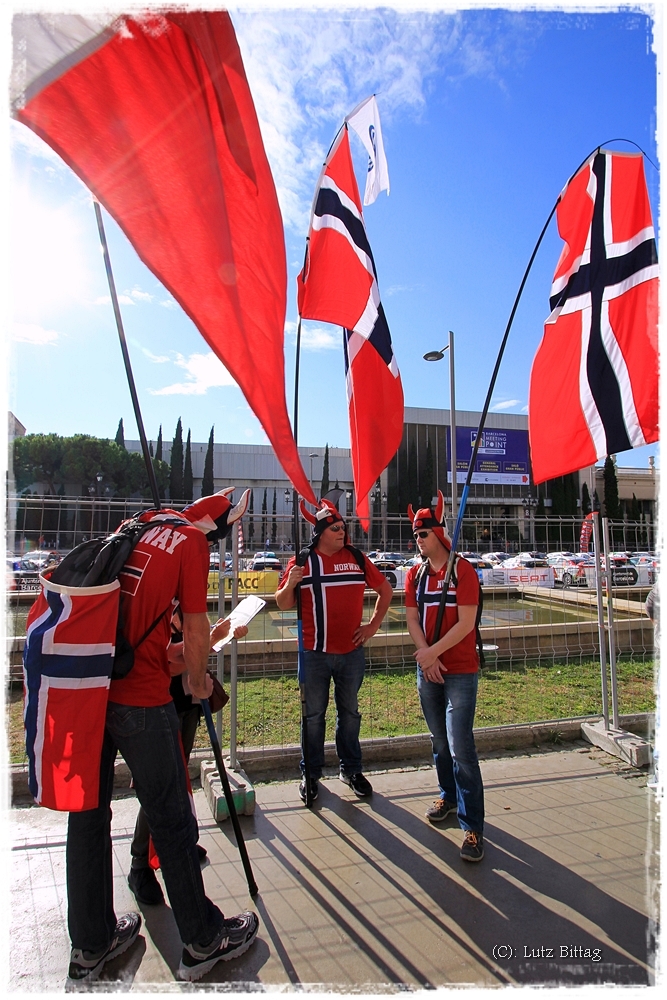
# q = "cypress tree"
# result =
<box><xmin>593</xmin><ymin>489</ymin><xmax>601</xmax><ymax>512</ymax></box>
<box><xmin>149</xmin><ymin>441</ymin><xmax>154</xmax><ymax>457</ymax></box>
<box><xmin>321</xmin><ymin>444</ymin><xmax>330</xmax><ymax>498</ymax></box>
<box><xmin>114</xmin><ymin>419</ymin><xmax>125</xmax><ymax>449</ymax></box>
<box><xmin>248</xmin><ymin>490</ymin><xmax>255</xmax><ymax>544</ymax></box>
<box><xmin>421</xmin><ymin>439</ymin><xmax>434</xmax><ymax>508</ymax></box>
<box><xmin>183</xmin><ymin>429</ymin><xmax>193</xmax><ymax>503</ymax></box>
<box><xmin>603</xmin><ymin>456</ymin><xmax>620</xmax><ymax>519</ymax></box>
<box><xmin>155</xmin><ymin>425</ymin><xmax>163</xmax><ymax>461</ymax></box>
<box><xmin>201</xmin><ymin>426</ymin><xmax>215</xmax><ymax>497</ymax></box>
<box><xmin>169</xmin><ymin>418</ymin><xmax>184</xmax><ymax>502</ymax></box>
<box><xmin>581</xmin><ymin>482</ymin><xmax>591</xmax><ymax>515</ymax></box>
<box><xmin>261</xmin><ymin>488</ymin><xmax>268</xmax><ymax>547</ymax></box>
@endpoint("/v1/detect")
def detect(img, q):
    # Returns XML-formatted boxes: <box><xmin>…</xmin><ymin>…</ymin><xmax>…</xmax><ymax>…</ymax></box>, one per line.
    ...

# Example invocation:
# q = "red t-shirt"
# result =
<box><xmin>281</xmin><ymin>547</ymin><xmax>387</xmax><ymax>654</ymax></box>
<box><xmin>109</xmin><ymin>520</ymin><xmax>209</xmax><ymax>707</ymax></box>
<box><xmin>405</xmin><ymin>557</ymin><xmax>480</xmax><ymax>674</ymax></box>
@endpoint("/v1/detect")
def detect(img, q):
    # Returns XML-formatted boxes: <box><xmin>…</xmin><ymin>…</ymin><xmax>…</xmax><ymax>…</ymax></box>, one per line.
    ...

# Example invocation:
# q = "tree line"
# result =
<box><xmin>12</xmin><ymin>418</ymin><xmax>217</xmax><ymax>504</ymax></box>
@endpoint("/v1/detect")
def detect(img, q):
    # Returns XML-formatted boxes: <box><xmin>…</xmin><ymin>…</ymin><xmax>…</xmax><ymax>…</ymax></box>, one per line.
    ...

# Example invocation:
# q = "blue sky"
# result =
<box><xmin>5</xmin><ymin>1</ymin><xmax>660</xmax><ymax>472</ymax></box>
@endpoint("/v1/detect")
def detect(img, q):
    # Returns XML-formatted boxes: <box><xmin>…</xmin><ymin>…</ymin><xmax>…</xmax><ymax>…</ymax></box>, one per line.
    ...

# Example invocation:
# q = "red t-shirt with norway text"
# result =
<box><xmin>405</xmin><ymin>557</ymin><xmax>480</xmax><ymax>674</ymax></box>
<box><xmin>109</xmin><ymin>520</ymin><xmax>209</xmax><ymax>707</ymax></box>
<box><xmin>281</xmin><ymin>547</ymin><xmax>387</xmax><ymax>654</ymax></box>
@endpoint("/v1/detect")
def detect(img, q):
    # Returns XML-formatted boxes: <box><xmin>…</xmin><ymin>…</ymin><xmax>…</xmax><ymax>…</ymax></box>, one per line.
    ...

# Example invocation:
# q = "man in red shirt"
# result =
<box><xmin>404</xmin><ymin>492</ymin><xmax>485</xmax><ymax>862</ymax></box>
<box><xmin>276</xmin><ymin>500</ymin><xmax>392</xmax><ymax>803</ymax></box>
<box><xmin>66</xmin><ymin>490</ymin><xmax>259</xmax><ymax>985</ymax></box>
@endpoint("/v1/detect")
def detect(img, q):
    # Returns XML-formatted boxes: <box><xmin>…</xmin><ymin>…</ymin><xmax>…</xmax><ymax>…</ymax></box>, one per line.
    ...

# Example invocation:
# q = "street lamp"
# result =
<box><xmin>309</xmin><ymin>452</ymin><xmax>318</xmax><ymax>491</ymax></box>
<box><xmin>424</xmin><ymin>330</ymin><xmax>457</xmax><ymax>527</ymax></box>
<box><xmin>522</xmin><ymin>495</ymin><xmax>538</xmax><ymax>549</ymax></box>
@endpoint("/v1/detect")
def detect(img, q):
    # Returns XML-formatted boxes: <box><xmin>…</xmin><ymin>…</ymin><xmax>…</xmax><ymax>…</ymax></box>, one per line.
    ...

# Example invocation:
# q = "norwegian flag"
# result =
<box><xmin>298</xmin><ymin>126</ymin><xmax>403</xmax><ymax>528</ymax></box>
<box><xmin>23</xmin><ymin>576</ymin><xmax>119</xmax><ymax>811</ymax></box>
<box><xmin>529</xmin><ymin>150</ymin><xmax>659</xmax><ymax>483</ymax></box>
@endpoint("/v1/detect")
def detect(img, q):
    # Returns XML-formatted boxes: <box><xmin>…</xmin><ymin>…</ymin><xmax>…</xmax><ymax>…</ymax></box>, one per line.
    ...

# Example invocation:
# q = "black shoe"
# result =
<box><xmin>178</xmin><ymin>911</ymin><xmax>260</xmax><ymax>981</ymax></box>
<box><xmin>197</xmin><ymin>844</ymin><xmax>209</xmax><ymax>869</ymax></box>
<box><xmin>340</xmin><ymin>771</ymin><xmax>373</xmax><ymax>797</ymax></box>
<box><xmin>425</xmin><ymin>798</ymin><xmax>457</xmax><ymax>823</ymax></box>
<box><xmin>128</xmin><ymin>866</ymin><xmax>165</xmax><ymax>906</ymax></box>
<box><xmin>67</xmin><ymin>912</ymin><xmax>142</xmax><ymax>983</ymax></box>
<box><xmin>460</xmin><ymin>830</ymin><xmax>484</xmax><ymax>862</ymax></box>
<box><xmin>298</xmin><ymin>776</ymin><xmax>319</xmax><ymax>803</ymax></box>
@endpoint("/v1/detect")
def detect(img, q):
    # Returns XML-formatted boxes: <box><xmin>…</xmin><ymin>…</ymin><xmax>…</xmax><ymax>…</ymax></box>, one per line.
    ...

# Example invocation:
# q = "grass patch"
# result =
<box><xmin>7</xmin><ymin>658</ymin><xmax>655</xmax><ymax>763</ymax></box>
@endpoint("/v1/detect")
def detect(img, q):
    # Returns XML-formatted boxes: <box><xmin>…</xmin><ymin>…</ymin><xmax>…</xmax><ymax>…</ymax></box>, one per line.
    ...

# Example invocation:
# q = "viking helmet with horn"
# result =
<box><xmin>181</xmin><ymin>487</ymin><xmax>251</xmax><ymax>542</ymax></box>
<box><xmin>299</xmin><ymin>497</ymin><xmax>346</xmax><ymax>542</ymax></box>
<box><xmin>407</xmin><ymin>490</ymin><xmax>451</xmax><ymax>550</ymax></box>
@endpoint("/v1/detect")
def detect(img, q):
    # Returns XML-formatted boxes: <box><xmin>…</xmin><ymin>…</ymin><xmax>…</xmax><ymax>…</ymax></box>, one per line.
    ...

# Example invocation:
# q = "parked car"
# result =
<box><xmin>376</xmin><ymin>552</ymin><xmax>405</xmax><ymax>564</ymax></box>
<box><xmin>251</xmin><ymin>552</ymin><xmax>281</xmax><ymax>572</ymax></box>
<box><xmin>462</xmin><ymin>556</ymin><xmax>495</xmax><ymax>585</ymax></box>
<box><xmin>546</xmin><ymin>553</ymin><xmax>591</xmax><ymax>587</ymax></box>
<box><xmin>486</xmin><ymin>551</ymin><xmax>512</xmax><ymax>564</ymax></box>
<box><xmin>503</xmin><ymin>553</ymin><xmax>549</xmax><ymax>569</ymax></box>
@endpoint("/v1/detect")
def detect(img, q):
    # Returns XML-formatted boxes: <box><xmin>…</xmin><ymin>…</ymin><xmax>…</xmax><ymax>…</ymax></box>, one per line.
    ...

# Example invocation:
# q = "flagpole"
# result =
<box><xmin>431</xmin><ymin>146</ymin><xmax>613</xmax><ymax>639</ymax></box>
<box><xmin>93</xmin><ymin>201</ymin><xmax>161</xmax><ymax>510</ymax></box>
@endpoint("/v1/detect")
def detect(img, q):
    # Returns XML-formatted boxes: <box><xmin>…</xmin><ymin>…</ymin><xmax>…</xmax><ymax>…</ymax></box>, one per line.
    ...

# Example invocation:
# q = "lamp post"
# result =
<box><xmin>522</xmin><ymin>495</ymin><xmax>538</xmax><ymax>549</ymax></box>
<box><xmin>309</xmin><ymin>452</ymin><xmax>318</xmax><ymax>494</ymax></box>
<box><xmin>424</xmin><ymin>330</ymin><xmax>457</xmax><ymax>529</ymax></box>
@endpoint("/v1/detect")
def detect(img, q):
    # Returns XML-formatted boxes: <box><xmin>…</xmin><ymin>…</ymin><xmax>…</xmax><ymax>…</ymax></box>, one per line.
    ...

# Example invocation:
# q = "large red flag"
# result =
<box><xmin>12</xmin><ymin>11</ymin><xmax>315</xmax><ymax>504</ymax></box>
<box><xmin>297</xmin><ymin>127</ymin><xmax>403</xmax><ymax>527</ymax></box>
<box><xmin>529</xmin><ymin>150</ymin><xmax>658</xmax><ymax>483</ymax></box>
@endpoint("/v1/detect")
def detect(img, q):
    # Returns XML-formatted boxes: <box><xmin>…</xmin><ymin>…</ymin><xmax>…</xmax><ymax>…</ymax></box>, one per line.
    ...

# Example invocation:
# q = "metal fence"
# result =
<box><xmin>5</xmin><ymin>497</ymin><xmax>656</xmax><ymax>767</ymax></box>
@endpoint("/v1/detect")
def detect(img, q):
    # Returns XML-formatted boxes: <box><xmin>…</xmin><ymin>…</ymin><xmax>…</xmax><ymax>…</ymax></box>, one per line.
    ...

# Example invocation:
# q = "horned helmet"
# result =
<box><xmin>299</xmin><ymin>497</ymin><xmax>346</xmax><ymax>543</ymax></box>
<box><xmin>181</xmin><ymin>488</ymin><xmax>251</xmax><ymax>542</ymax></box>
<box><xmin>407</xmin><ymin>490</ymin><xmax>451</xmax><ymax>550</ymax></box>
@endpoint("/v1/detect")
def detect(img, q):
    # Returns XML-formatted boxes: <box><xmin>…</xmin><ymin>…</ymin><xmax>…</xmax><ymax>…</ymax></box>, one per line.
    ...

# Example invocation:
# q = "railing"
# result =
<box><xmin>6</xmin><ymin>499</ymin><xmax>656</xmax><ymax>767</ymax></box>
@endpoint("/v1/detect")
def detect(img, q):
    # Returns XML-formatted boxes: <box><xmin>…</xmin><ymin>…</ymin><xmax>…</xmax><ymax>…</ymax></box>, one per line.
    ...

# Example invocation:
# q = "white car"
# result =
<box><xmin>546</xmin><ymin>553</ymin><xmax>591</xmax><ymax>587</ymax></box>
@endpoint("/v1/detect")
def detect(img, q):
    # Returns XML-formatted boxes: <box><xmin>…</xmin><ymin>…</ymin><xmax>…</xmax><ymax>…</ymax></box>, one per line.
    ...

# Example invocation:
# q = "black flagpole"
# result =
<box><xmin>432</xmin><ymin>143</ymin><xmax>615</xmax><ymax>640</ymax></box>
<box><xmin>93</xmin><ymin>201</ymin><xmax>161</xmax><ymax>510</ymax></box>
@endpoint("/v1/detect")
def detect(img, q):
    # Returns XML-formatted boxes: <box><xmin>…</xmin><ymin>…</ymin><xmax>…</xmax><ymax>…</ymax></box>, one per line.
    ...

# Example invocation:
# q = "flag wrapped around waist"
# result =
<box><xmin>529</xmin><ymin>150</ymin><xmax>658</xmax><ymax>483</ymax></box>
<box><xmin>23</xmin><ymin>574</ymin><xmax>119</xmax><ymax>811</ymax></box>
<box><xmin>298</xmin><ymin>125</ymin><xmax>403</xmax><ymax>527</ymax></box>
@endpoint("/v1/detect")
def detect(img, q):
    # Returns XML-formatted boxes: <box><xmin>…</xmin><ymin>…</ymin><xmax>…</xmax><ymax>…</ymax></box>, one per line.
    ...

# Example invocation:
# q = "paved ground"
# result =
<box><xmin>7</xmin><ymin>742</ymin><xmax>656</xmax><ymax>992</ymax></box>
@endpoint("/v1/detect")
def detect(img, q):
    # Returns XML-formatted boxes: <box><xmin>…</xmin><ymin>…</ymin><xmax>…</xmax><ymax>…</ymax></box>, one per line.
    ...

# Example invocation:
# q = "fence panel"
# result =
<box><xmin>6</xmin><ymin>498</ymin><xmax>655</xmax><ymax>766</ymax></box>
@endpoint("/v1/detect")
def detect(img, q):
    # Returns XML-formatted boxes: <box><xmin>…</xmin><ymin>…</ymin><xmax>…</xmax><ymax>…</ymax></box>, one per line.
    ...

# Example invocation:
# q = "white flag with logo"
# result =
<box><xmin>345</xmin><ymin>95</ymin><xmax>390</xmax><ymax>205</ymax></box>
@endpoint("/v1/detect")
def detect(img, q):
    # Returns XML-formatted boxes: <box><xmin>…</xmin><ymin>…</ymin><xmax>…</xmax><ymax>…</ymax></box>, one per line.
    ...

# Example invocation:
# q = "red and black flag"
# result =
<box><xmin>529</xmin><ymin>150</ymin><xmax>659</xmax><ymax>483</ymax></box>
<box><xmin>297</xmin><ymin>126</ymin><xmax>403</xmax><ymax>528</ymax></box>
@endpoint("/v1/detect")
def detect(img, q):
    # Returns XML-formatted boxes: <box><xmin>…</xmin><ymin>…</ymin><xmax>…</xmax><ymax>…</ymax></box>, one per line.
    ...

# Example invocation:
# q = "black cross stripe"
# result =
<box><xmin>314</xmin><ymin>186</ymin><xmax>378</xmax><ymax>280</ymax></box>
<box><xmin>548</xmin><ymin>153</ymin><xmax>657</xmax><ymax>455</ymax></box>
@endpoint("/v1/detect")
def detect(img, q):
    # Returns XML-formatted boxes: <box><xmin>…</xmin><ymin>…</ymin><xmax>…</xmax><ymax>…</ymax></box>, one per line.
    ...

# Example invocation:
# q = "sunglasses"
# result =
<box><xmin>327</xmin><ymin>523</ymin><xmax>345</xmax><ymax>533</ymax></box>
<box><xmin>414</xmin><ymin>530</ymin><xmax>432</xmax><ymax>539</ymax></box>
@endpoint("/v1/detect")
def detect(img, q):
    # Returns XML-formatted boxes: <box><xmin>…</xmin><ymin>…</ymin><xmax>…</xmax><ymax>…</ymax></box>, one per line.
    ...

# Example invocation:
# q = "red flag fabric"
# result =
<box><xmin>529</xmin><ymin>150</ymin><xmax>658</xmax><ymax>484</ymax></box>
<box><xmin>12</xmin><ymin>11</ymin><xmax>315</xmax><ymax>504</ymax></box>
<box><xmin>297</xmin><ymin>127</ymin><xmax>403</xmax><ymax>527</ymax></box>
<box><xmin>579</xmin><ymin>512</ymin><xmax>594</xmax><ymax>552</ymax></box>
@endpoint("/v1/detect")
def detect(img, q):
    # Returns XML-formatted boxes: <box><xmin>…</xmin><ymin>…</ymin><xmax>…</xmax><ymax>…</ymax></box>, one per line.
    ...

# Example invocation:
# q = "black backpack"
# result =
<box><xmin>49</xmin><ymin>512</ymin><xmax>190</xmax><ymax>679</ymax></box>
<box><xmin>415</xmin><ymin>556</ymin><xmax>485</xmax><ymax>668</ymax></box>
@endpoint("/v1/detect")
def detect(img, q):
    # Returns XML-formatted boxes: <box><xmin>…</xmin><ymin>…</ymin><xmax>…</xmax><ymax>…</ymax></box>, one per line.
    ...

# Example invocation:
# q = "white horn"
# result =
<box><xmin>228</xmin><ymin>488</ymin><xmax>251</xmax><ymax>524</ymax></box>
<box><xmin>217</xmin><ymin>487</ymin><xmax>235</xmax><ymax>498</ymax></box>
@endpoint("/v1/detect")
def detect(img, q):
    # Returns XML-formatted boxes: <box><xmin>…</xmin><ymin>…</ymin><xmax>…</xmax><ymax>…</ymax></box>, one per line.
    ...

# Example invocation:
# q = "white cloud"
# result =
<box><xmin>128</xmin><ymin>287</ymin><xmax>153</xmax><ymax>303</ymax></box>
<box><xmin>142</xmin><ymin>348</ymin><xmax>171</xmax><ymax>364</ymax></box>
<box><xmin>234</xmin><ymin>8</ymin><xmax>531</xmax><ymax>234</ymax></box>
<box><xmin>149</xmin><ymin>351</ymin><xmax>237</xmax><ymax>395</ymax></box>
<box><xmin>160</xmin><ymin>298</ymin><xmax>178</xmax><ymax>310</ymax></box>
<box><xmin>95</xmin><ymin>294</ymin><xmax>134</xmax><ymax>306</ymax></box>
<box><xmin>285</xmin><ymin>319</ymin><xmax>340</xmax><ymax>351</ymax></box>
<box><xmin>13</xmin><ymin>322</ymin><xmax>59</xmax><ymax>345</ymax></box>
<box><xmin>491</xmin><ymin>399</ymin><xmax>521</xmax><ymax>411</ymax></box>
<box><xmin>386</xmin><ymin>283</ymin><xmax>422</xmax><ymax>296</ymax></box>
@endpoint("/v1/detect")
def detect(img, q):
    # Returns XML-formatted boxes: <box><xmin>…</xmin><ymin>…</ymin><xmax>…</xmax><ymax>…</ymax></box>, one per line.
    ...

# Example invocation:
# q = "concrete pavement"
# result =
<box><xmin>7</xmin><ymin>741</ymin><xmax>656</xmax><ymax>991</ymax></box>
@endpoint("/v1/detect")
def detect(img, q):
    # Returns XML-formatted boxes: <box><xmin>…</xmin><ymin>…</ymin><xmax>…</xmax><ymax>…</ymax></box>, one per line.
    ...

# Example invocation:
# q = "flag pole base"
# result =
<box><xmin>581</xmin><ymin>719</ymin><xmax>652</xmax><ymax>769</ymax></box>
<box><xmin>201</xmin><ymin>760</ymin><xmax>256</xmax><ymax>821</ymax></box>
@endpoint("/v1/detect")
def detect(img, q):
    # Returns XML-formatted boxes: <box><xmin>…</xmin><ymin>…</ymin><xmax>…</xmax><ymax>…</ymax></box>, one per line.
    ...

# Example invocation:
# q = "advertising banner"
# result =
<box><xmin>207</xmin><ymin>570</ymin><xmax>280</xmax><ymax>597</ymax></box>
<box><xmin>446</xmin><ymin>427</ymin><xmax>531</xmax><ymax>485</ymax></box>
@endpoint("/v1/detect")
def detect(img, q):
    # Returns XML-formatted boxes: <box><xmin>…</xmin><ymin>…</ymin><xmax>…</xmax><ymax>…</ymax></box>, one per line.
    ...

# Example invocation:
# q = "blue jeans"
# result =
<box><xmin>67</xmin><ymin>701</ymin><xmax>224</xmax><ymax>953</ymax></box>
<box><xmin>300</xmin><ymin>648</ymin><xmax>366</xmax><ymax>779</ymax></box>
<box><xmin>417</xmin><ymin>670</ymin><xmax>484</xmax><ymax>833</ymax></box>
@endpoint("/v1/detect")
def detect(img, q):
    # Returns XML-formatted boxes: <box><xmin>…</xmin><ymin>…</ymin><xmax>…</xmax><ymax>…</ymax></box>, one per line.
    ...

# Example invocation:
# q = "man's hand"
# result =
<box><xmin>415</xmin><ymin>646</ymin><xmax>446</xmax><ymax>682</ymax></box>
<box><xmin>275</xmin><ymin>564</ymin><xmax>304</xmax><ymax>610</ymax></box>
<box><xmin>188</xmin><ymin>672</ymin><xmax>214</xmax><ymax>700</ymax></box>
<box><xmin>353</xmin><ymin>623</ymin><xmax>377</xmax><ymax>646</ymax></box>
<box><xmin>286</xmin><ymin>565</ymin><xmax>304</xmax><ymax>589</ymax></box>
<box><xmin>209</xmin><ymin>619</ymin><xmax>249</xmax><ymax>648</ymax></box>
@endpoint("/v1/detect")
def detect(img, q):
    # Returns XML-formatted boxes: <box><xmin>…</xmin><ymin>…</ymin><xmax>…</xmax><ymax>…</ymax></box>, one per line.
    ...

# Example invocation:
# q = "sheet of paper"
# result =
<box><xmin>211</xmin><ymin>595</ymin><xmax>266</xmax><ymax>650</ymax></box>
